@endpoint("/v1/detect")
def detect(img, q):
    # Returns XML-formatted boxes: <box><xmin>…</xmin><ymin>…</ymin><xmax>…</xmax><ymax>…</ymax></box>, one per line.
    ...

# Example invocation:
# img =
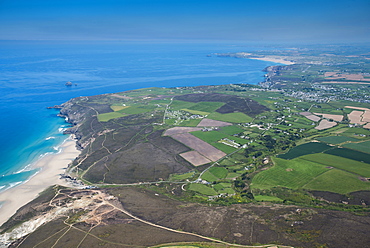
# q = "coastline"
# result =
<box><xmin>248</xmin><ymin>57</ymin><xmax>295</xmax><ymax>65</ymax></box>
<box><xmin>215</xmin><ymin>52</ymin><xmax>295</xmax><ymax>65</ymax></box>
<box><xmin>0</xmin><ymin>137</ymin><xmax>80</xmax><ymax>227</ymax></box>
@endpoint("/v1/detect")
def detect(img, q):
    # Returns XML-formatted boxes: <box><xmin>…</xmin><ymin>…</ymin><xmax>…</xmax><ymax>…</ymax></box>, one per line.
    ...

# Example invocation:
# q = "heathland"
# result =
<box><xmin>1</xmin><ymin>44</ymin><xmax>370</xmax><ymax>248</ymax></box>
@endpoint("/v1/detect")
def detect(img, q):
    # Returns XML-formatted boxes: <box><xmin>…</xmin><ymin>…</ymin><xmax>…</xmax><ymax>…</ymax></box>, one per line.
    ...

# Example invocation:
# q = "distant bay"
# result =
<box><xmin>0</xmin><ymin>40</ymin><xmax>277</xmax><ymax>194</ymax></box>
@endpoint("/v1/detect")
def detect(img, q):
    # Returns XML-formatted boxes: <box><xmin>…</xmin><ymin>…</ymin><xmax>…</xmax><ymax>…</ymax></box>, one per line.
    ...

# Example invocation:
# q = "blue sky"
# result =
<box><xmin>0</xmin><ymin>0</ymin><xmax>369</xmax><ymax>42</ymax></box>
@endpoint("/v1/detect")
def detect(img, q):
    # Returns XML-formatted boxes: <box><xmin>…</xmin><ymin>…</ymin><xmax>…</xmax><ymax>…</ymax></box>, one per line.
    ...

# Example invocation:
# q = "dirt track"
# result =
<box><xmin>5</xmin><ymin>188</ymin><xmax>294</xmax><ymax>248</ymax></box>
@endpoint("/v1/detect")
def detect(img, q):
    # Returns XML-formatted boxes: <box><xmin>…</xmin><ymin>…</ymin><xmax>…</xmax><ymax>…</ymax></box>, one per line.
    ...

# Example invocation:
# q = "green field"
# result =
<box><xmin>277</xmin><ymin>142</ymin><xmax>333</xmax><ymax>159</ymax></box>
<box><xmin>289</xmin><ymin>122</ymin><xmax>313</xmax><ymax>129</ymax></box>
<box><xmin>110</xmin><ymin>105</ymin><xmax>129</xmax><ymax>111</ymax></box>
<box><xmin>226</xmin><ymin>172</ymin><xmax>241</xmax><ymax>179</ymax></box>
<box><xmin>251</xmin><ymin>157</ymin><xmax>329</xmax><ymax>190</ymax></box>
<box><xmin>303</xmin><ymin>169</ymin><xmax>370</xmax><ymax>194</ymax></box>
<box><xmin>97</xmin><ymin>112</ymin><xmax>125</xmax><ymax>122</ymax></box>
<box><xmin>317</xmin><ymin>136</ymin><xmax>359</xmax><ymax>144</ymax></box>
<box><xmin>218</xmin><ymin>187</ymin><xmax>235</xmax><ymax>194</ymax></box>
<box><xmin>118</xmin><ymin>106</ymin><xmax>154</xmax><ymax>115</ymax></box>
<box><xmin>209</xmin><ymin>167</ymin><xmax>228</xmax><ymax>179</ymax></box>
<box><xmin>310</xmin><ymin>103</ymin><xmax>344</xmax><ymax>115</ymax></box>
<box><xmin>252</xmin><ymin>153</ymin><xmax>370</xmax><ymax>194</ymax></box>
<box><xmin>177</xmin><ymin>119</ymin><xmax>202</xmax><ymax>127</ymax></box>
<box><xmin>190</xmin><ymin>130</ymin><xmax>246</xmax><ymax>153</ymax></box>
<box><xmin>201</xmin><ymin>167</ymin><xmax>228</xmax><ymax>182</ymax></box>
<box><xmin>191</xmin><ymin>131</ymin><xmax>227</xmax><ymax>143</ymax></box>
<box><xmin>301</xmin><ymin>153</ymin><xmax>370</xmax><ymax>177</ymax></box>
<box><xmin>324</xmin><ymin>148</ymin><xmax>370</xmax><ymax>164</ymax></box>
<box><xmin>169</xmin><ymin>100</ymin><xmax>197</xmax><ymax>110</ymax></box>
<box><xmin>201</xmin><ymin>171</ymin><xmax>219</xmax><ymax>182</ymax></box>
<box><xmin>343</xmin><ymin>128</ymin><xmax>370</xmax><ymax>135</ymax></box>
<box><xmin>247</xmin><ymin>132</ymin><xmax>262</xmax><ymax>138</ymax></box>
<box><xmin>219</xmin><ymin>158</ymin><xmax>237</xmax><ymax>167</ymax></box>
<box><xmin>207</xmin><ymin>112</ymin><xmax>253</xmax><ymax>123</ymax></box>
<box><xmin>294</xmin><ymin>116</ymin><xmax>317</xmax><ymax>125</ymax></box>
<box><xmin>254</xmin><ymin>195</ymin><xmax>283</xmax><ymax>202</ymax></box>
<box><xmin>169</xmin><ymin>171</ymin><xmax>195</xmax><ymax>181</ymax></box>
<box><xmin>211</xmin><ymin>142</ymin><xmax>237</xmax><ymax>154</ymax></box>
<box><xmin>343</xmin><ymin>140</ymin><xmax>370</xmax><ymax>154</ymax></box>
<box><xmin>213</xmin><ymin>183</ymin><xmax>232</xmax><ymax>191</ymax></box>
<box><xmin>149</xmin><ymin>99</ymin><xmax>172</xmax><ymax>105</ymax></box>
<box><xmin>188</xmin><ymin>183</ymin><xmax>217</xmax><ymax>196</ymax></box>
<box><xmin>227</xmin><ymin>136</ymin><xmax>248</xmax><ymax>145</ymax></box>
<box><xmin>118</xmin><ymin>87</ymin><xmax>171</xmax><ymax>97</ymax></box>
<box><xmin>219</xmin><ymin>125</ymin><xmax>245</xmax><ymax>135</ymax></box>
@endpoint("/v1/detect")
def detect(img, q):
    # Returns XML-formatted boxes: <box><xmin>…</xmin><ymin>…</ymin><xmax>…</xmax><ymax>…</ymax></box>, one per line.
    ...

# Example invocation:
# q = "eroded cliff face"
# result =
<box><xmin>59</xmin><ymin>98</ymin><xmax>88</xmax><ymax>146</ymax></box>
<box><xmin>58</xmin><ymin>96</ymin><xmax>106</xmax><ymax>150</ymax></box>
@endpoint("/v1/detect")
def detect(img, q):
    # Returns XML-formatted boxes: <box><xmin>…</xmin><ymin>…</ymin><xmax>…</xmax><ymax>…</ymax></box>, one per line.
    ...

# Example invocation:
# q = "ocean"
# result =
<box><xmin>0</xmin><ymin>40</ymin><xmax>277</xmax><ymax>196</ymax></box>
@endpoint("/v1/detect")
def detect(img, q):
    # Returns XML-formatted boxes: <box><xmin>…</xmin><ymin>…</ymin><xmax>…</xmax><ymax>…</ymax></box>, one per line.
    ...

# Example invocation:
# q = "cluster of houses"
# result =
<box><xmin>194</xmin><ymin>178</ymin><xmax>211</xmax><ymax>184</ymax></box>
<box><xmin>219</xmin><ymin>138</ymin><xmax>247</xmax><ymax>149</ymax></box>
<box><xmin>201</xmin><ymin>127</ymin><xmax>218</xmax><ymax>132</ymax></box>
<box><xmin>208</xmin><ymin>192</ymin><xmax>236</xmax><ymax>201</ymax></box>
<box><xmin>165</xmin><ymin>110</ymin><xmax>205</xmax><ymax>125</ymax></box>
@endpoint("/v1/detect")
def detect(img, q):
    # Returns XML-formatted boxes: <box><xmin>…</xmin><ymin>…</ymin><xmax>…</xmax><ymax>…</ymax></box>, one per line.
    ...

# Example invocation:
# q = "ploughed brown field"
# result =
<box><xmin>322</xmin><ymin>81</ymin><xmax>370</xmax><ymax>84</ymax></box>
<box><xmin>348</xmin><ymin>110</ymin><xmax>367</xmax><ymax>125</ymax></box>
<box><xmin>300</xmin><ymin>112</ymin><xmax>321</xmax><ymax>122</ymax></box>
<box><xmin>197</xmin><ymin>118</ymin><xmax>232</xmax><ymax>127</ymax></box>
<box><xmin>324</xmin><ymin>72</ymin><xmax>370</xmax><ymax>82</ymax></box>
<box><xmin>315</xmin><ymin>119</ymin><xmax>337</xmax><ymax>130</ymax></box>
<box><xmin>164</xmin><ymin>127</ymin><xmax>202</xmax><ymax>136</ymax></box>
<box><xmin>314</xmin><ymin>113</ymin><xmax>343</xmax><ymax>122</ymax></box>
<box><xmin>180</xmin><ymin>151</ymin><xmax>212</xmax><ymax>166</ymax></box>
<box><xmin>164</xmin><ymin>126</ymin><xmax>227</xmax><ymax>166</ymax></box>
<box><xmin>364</xmin><ymin>123</ymin><xmax>370</xmax><ymax>129</ymax></box>
<box><xmin>171</xmin><ymin>133</ymin><xmax>226</xmax><ymax>162</ymax></box>
<box><xmin>362</xmin><ymin>111</ymin><xmax>370</xmax><ymax>122</ymax></box>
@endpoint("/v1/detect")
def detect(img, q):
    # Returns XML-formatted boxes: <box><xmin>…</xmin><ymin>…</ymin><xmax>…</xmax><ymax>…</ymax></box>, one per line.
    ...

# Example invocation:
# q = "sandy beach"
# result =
<box><xmin>0</xmin><ymin>137</ymin><xmax>80</xmax><ymax>227</ymax></box>
<box><xmin>249</xmin><ymin>57</ymin><xmax>295</xmax><ymax>65</ymax></box>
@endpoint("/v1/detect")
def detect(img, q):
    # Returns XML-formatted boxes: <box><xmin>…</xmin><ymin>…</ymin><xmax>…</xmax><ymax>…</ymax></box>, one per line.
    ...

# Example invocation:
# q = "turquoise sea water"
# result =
<box><xmin>0</xmin><ymin>40</ymin><xmax>277</xmax><ymax>194</ymax></box>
